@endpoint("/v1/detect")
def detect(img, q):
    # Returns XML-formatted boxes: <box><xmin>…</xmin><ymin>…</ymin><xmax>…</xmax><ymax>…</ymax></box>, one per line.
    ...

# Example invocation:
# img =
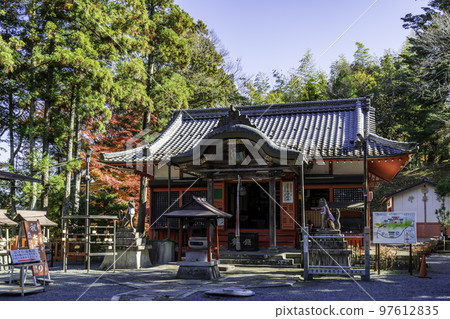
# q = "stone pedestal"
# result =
<box><xmin>176</xmin><ymin>261</ymin><xmax>220</xmax><ymax>280</ymax></box>
<box><xmin>99</xmin><ymin>229</ymin><xmax>152</xmax><ymax>270</ymax></box>
<box><xmin>303</xmin><ymin>227</ymin><xmax>369</xmax><ymax>281</ymax></box>
<box><xmin>309</xmin><ymin>229</ymin><xmax>352</xmax><ymax>267</ymax></box>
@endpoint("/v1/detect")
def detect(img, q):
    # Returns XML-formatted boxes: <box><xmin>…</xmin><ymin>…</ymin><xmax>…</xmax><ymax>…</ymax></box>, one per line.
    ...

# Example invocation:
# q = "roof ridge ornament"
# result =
<box><xmin>216</xmin><ymin>105</ymin><xmax>256</xmax><ymax>128</ymax></box>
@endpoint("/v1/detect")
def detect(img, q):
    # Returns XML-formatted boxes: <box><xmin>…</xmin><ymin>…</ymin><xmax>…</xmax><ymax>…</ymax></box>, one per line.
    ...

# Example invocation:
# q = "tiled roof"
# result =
<box><xmin>100</xmin><ymin>97</ymin><xmax>416</xmax><ymax>164</ymax></box>
<box><xmin>165</xmin><ymin>196</ymin><xmax>232</xmax><ymax>219</ymax></box>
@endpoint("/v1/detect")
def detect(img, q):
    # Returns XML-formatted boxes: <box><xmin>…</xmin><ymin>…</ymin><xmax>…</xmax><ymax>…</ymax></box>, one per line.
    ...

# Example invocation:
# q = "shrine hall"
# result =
<box><xmin>100</xmin><ymin>97</ymin><xmax>417</xmax><ymax>250</ymax></box>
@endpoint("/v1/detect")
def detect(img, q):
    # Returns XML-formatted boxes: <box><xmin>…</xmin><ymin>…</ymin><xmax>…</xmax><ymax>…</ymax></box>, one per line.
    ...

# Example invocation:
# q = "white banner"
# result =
<box><xmin>51</xmin><ymin>301</ymin><xmax>448</xmax><ymax>319</ymax></box>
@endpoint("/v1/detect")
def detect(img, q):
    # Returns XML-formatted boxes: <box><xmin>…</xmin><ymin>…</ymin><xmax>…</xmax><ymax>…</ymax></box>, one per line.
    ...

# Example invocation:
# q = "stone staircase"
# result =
<box><xmin>309</xmin><ymin>229</ymin><xmax>352</xmax><ymax>267</ymax></box>
<box><xmin>99</xmin><ymin>228</ymin><xmax>151</xmax><ymax>270</ymax></box>
<box><xmin>218</xmin><ymin>250</ymin><xmax>302</xmax><ymax>267</ymax></box>
<box><xmin>306</xmin><ymin>229</ymin><xmax>367</xmax><ymax>279</ymax></box>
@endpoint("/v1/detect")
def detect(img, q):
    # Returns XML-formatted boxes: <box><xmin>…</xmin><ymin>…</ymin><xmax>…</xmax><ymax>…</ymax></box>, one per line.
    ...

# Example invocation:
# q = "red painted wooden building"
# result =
<box><xmin>100</xmin><ymin>97</ymin><xmax>416</xmax><ymax>250</ymax></box>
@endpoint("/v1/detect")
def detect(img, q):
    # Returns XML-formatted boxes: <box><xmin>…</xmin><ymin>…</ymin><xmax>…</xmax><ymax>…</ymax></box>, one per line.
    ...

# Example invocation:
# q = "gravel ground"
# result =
<box><xmin>0</xmin><ymin>262</ymin><xmax>135</xmax><ymax>301</ymax></box>
<box><xmin>0</xmin><ymin>254</ymin><xmax>449</xmax><ymax>301</ymax></box>
<box><xmin>178</xmin><ymin>254</ymin><xmax>450</xmax><ymax>301</ymax></box>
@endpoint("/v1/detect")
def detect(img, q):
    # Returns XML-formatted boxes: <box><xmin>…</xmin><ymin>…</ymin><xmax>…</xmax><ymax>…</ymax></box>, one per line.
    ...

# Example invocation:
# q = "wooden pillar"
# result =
<box><xmin>363</xmin><ymin>134</ymin><xmax>368</xmax><ymax>228</ymax></box>
<box><xmin>63</xmin><ymin>220</ymin><xmax>68</xmax><ymax>272</ymax></box>
<box><xmin>113</xmin><ymin>219</ymin><xmax>116</xmax><ymax>273</ymax></box>
<box><xmin>207</xmin><ymin>178</ymin><xmax>214</xmax><ymax>205</ymax></box>
<box><xmin>300</xmin><ymin>161</ymin><xmax>306</xmax><ymax>229</ymax></box>
<box><xmin>6</xmin><ymin>228</ymin><xmax>9</xmax><ymax>251</ymax></box>
<box><xmin>215</xmin><ymin>221</ymin><xmax>220</xmax><ymax>260</ymax></box>
<box><xmin>294</xmin><ymin>175</ymin><xmax>300</xmax><ymax>249</ymax></box>
<box><xmin>177</xmin><ymin>218</ymin><xmax>182</xmax><ymax>262</ymax></box>
<box><xmin>269</xmin><ymin>177</ymin><xmax>277</xmax><ymax>250</ymax></box>
<box><xmin>138</xmin><ymin>175</ymin><xmax>148</xmax><ymax>234</ymax></box>
<box><xmin>207</xmin><ymin>221</ymin><xmax>212</xmax><ymax>262</ymax></box>
<box><xmin>167</xmin><ymin>162</ymin><xmax>171</xmax><ymax>240</ymax></box>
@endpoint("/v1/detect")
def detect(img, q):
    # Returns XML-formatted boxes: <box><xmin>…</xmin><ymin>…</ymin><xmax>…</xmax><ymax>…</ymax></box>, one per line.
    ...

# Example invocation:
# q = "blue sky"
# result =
<box><xmin>175</xmin><ymin>0</ymin><xmax>429</xmax><ymax>77</ymax></box>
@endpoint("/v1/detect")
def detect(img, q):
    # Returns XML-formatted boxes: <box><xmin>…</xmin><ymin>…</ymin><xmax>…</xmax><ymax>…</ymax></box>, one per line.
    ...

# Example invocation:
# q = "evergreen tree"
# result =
<box><xmin>401</xmin><ymin>6</ymin><xmax>450</xmax><ymax>163</ymax></box>
<box><xmin>183</xmin><ymin>26</ymin><xmax>244</xmax><ymax>108</ymax></box>
<box><xmin>276</xmin><ymin>51</ymin><xmax>328</xmax><ymax>102</ymax></box>
<box><xmin>328</xmin><ymin>55</ymin><xmax>357</xmax><ymax>99</ymax></box>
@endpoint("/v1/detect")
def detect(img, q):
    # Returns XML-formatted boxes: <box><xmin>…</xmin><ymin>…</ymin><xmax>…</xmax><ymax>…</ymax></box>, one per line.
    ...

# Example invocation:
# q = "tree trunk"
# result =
<box><xmin>138</xmin><ymin>110</ymin><xmax>152</xmax><ymax>234</ymax></box>
<box><xmin>62</xmin><ymin>89</ymin><xmax>77</xmax><ymax>217</ymax></box>
<box><xmin>29</xmin><ymin>2</ymin><xmax>37</xmax><ymax>210</ymax></box>
<box><xmin>8</xmin><ymin>92</ymin><xmax>16</xmax><ymax>213</ymax></box>
<box><xmin>41</xmin><ymin>99</ymin><xmax>50</xmax><ymax>210</ymax></box>
<box><xmin>137</xmin><ymin>59</ymin><xmax>154</xmax><ymax>234</ymax></box>
<box><xmin>29</xmin><ymin>69</ymin><xmax>37</xmax><ymax>210</ymax></box>
<box><xmin>41</xmin><ymin>38</ymin><xmax>55</xmax><ymax>211</ymax></box>
<box><xmin>73</xmin><ymin>113</ymin><xmax>82</xmax><ymax>214</ymax></box>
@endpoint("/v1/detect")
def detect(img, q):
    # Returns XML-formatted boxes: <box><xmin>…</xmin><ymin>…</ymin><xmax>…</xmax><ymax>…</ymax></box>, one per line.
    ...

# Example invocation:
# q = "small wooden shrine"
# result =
<box><xmin>166</xmin><ymin>196</ymin><xmax>232</xmax><ymax>279</ymax></box>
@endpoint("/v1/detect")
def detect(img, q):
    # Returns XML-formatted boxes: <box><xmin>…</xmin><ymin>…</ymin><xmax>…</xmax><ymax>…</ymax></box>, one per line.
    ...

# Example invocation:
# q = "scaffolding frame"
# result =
<box><xmin>61</xmin><ymin>215</ymin><xmax>118</xmax><ymax>272</ymax></box>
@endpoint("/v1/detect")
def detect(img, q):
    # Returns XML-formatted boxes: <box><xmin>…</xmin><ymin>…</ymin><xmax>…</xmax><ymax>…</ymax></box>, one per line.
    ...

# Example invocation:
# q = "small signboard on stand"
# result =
<box><xmin>9</xmin><ymin>249</ymin><xmax>40</xmax><ymax>264</ymax></box>
<box><xmin>23</xmin><ymin>220</ymin><xmax>49</xmax><ymax>276</ymax></box>
<box><xmin>373</xmin><ymin>211</ymin><xmax>417</xmax><ymax>275</ymax></box>
<box><xmin>373</xmin><ymin>211</ymin><xmax>417</xmax><ymax>244</ymax></box>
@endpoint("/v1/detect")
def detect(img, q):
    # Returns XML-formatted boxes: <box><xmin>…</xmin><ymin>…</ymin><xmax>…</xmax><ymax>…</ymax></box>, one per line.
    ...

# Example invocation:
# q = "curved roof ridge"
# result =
<box><xmin>172</xmin><ymin>122</ymin><xmax>302</xmax><ymax>164</ymax></box>
<box><xmin>176</xmin><ymin>97</ymin><xmax>371</xmax><ymax>119</ymax></box>
<box><xmin>100</xmin><ymin>143</ymin><xmax>147</xmax><ymax>161</ymax></box>
<box><xmin>100</xmin><ymin>97</ymin><xmax>416</xmax><ymax>165</ymax></box>
<box><xmin>242</xmin><ymin>96</ymin><xmax>369</xmax><ymax>109</ymax></box>
<box><xmin>368</xmin><ymin>133</ymin><xmax>417</xmax><ymax>152</ymax></box>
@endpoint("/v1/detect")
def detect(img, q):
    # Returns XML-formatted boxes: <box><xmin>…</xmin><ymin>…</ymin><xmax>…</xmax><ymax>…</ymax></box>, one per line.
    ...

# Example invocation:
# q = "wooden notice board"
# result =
<box><xmin>23</xmin><ymin>221</ymin><xmax>49</xmax><ymax>276</ymax></box>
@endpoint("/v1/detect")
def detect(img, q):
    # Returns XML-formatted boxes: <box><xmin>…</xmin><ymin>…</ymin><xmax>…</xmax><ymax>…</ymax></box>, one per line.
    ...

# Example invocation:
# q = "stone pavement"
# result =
<box><xmin>107</xmin><ymin>265</ymin><xmax>299</xmax><ymax>301</ymax></box>
<box><xmin>0</xmin><ymin>254</ymin><xmax>449</xmax><ymax>301</ymax></box>
<box><xmin>110</xmin><ymin>254</ymin><xmax>450</xmax><ymax>301</ymax></box>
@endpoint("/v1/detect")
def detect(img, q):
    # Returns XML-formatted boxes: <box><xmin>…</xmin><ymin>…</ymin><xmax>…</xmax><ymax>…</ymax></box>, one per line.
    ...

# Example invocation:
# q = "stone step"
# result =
<box><xmin>283</xmin><ymin>253</ymin><xmax>302</xmax><ymax>264</ymax></box>
<box><xmin>219</xmin><ymin>253</ymin><xmax>285</xmax><ymax>261</ymax></box>
<box><xmin>310</xmin><ymin>242</ymin><xmax>348</xmax><ymax>249</ymax></box>
<box><xmin>219</xmin><ymin>257</ymin><xmax>295</xmax><ymax>266</ymax></box>
<box><xmin>309</xmin><ymin>249</ymin><xmax>352</xmax><ymax>255</ymax></box>
<box><xmin>218</xmin><ymin>251</ymin><xmax>301</xmax><ymax>266</ymax></box>
<box><xmin>309</xmin><ymin>258</ymin><xmax>350</xmax><ymax>267</ymax></box>
<box><xmin>313</xmin><ymin>229</ymin><xmax>342</xmax><ymax>235</ymax></box>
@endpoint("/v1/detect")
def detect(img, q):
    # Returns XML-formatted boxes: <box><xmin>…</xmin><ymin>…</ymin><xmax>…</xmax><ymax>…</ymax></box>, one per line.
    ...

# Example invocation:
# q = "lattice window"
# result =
<box><xmin>151</xmin><ymin>192</ymin><xmax>181</xmax><ymax>229</ymax></box>
<box><xmin>182</xmin><ymin>190</ymin><xmax>207</xmax><ymax>205</ymax></box>
<box><xmin>333</xmin><ymin>188</ymin><xmax>363</xmax><ymax>202</ymax></box>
